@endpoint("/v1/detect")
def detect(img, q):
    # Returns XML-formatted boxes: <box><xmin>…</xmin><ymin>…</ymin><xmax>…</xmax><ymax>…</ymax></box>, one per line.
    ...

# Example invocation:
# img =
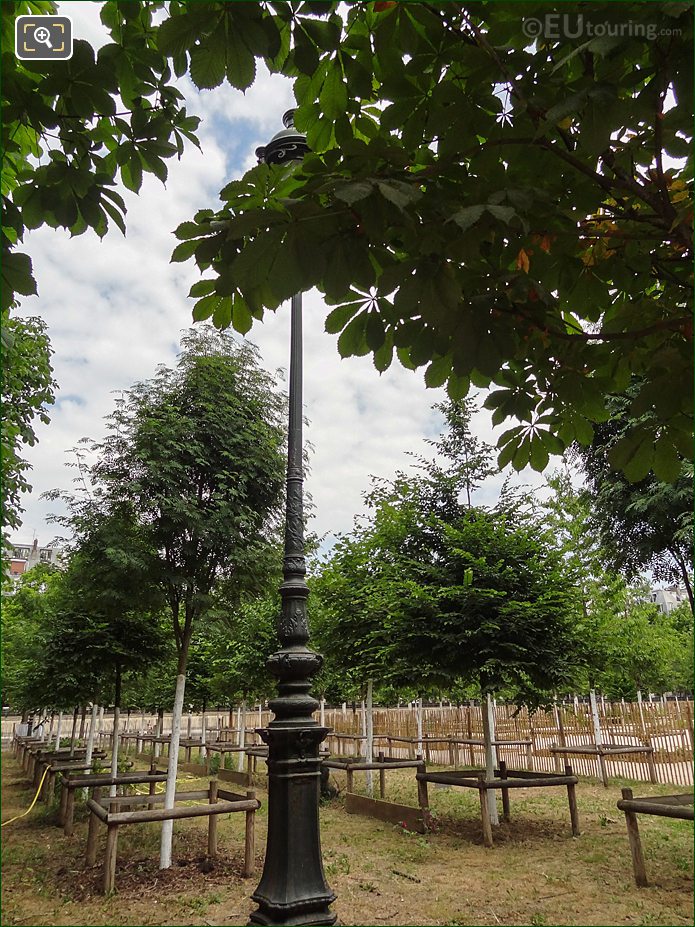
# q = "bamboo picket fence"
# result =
<box><xmin>6</xmin><ymin>697</ymin><xmax>693</xmax><ymax>787</ymax></box>
<box><xmin>321</xmin><ymin>698</ymin><xmax>694</xmax><ymax>787</ymax></box>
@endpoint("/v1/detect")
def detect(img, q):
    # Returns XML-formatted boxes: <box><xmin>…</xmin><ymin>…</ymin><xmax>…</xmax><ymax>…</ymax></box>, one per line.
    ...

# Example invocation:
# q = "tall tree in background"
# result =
<box><xmin>572</xmin><ymin>385</ymin><xmax>694</xmax><ymax>612</ymax></box>
<box><xmin>427</xmin><ymin>399</ymin><xmax>498</xmax><ymax>509</ymax></box>
<box><xmin>1</xmin><ymin>562</ymin><xmax>64</xmax><ymax>713</ymax></box>
<box><xmin>82</xmin><ymin>326</ymin><xmax>286</xmax><ymax>868</ymax></box>
<box><xmin>1</xmin><ymin>314</ymin><xmax>56</xmax><ymax>546</ymax></box>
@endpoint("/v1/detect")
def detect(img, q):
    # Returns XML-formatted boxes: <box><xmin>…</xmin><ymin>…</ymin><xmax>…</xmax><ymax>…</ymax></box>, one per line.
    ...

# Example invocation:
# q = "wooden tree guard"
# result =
<box><xmin>549</xmin><ymin>743</ymin><xmax>656</xmax><ymax>787</ymax></box>
<box><xmin>59</xmin><ymin>765</ymin><xmax>168</xmax><ymax>836</ymax></box>
<box><xmin>617</xmin><ymin>788</ymin><xmax>694</xmax><ymax>887</ymax></box>
<box><xmin>325</xmin><ymin>756</ymin><xmax>427</xmax><ymax>833</ymax></box>
<box><xmin>417</xmin><ymin>761</ymin><xmax>580</xmax><ymax>847</ymax></box>
<box><xmin>85</xmin><ymin>781</ymin><xmax>260</xmax><ymax>894</ymax></box>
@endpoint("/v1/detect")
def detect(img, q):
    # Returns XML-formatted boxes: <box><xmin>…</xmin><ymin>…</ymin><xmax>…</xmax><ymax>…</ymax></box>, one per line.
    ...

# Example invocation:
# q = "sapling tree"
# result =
<box><xmin>314</xmin><ymin>449</ymin><xmax>583</xmax><ymax>816</ymax></box>
<box><xmin>77</xmin><ymin>326</ymin><xmax>285</xmax><ymax>867</ymax></box>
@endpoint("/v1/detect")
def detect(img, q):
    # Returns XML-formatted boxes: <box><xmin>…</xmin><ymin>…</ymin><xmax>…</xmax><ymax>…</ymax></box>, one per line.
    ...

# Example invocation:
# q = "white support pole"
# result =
<box><xmin>320</xmin><ymin>697</ymin><xmax>326</xmax><ymax>729</ymax></box>
<box><xmin>637</xmin><ymin>690</ymin><xmax>646</xmax><ymax>735</ymax></box>
<box><xmin>365</xmin><ymin>680</ymin><xmax>374</xmax><ymax>796</ymax></box>
<box><xmin>109</xmin><ymin>707</ymin><xmax>120</xmax><ymax>798</ymax></box>
<box><xmin>154</xmin><ymin>709</ymin><xmax>163</xmax><ymax>758</ymax></box>
<box><xmin>360</xmin><ymin>698</ymin><xmax>367</xmax><ymax>759</ymax></box>
<box><xmin>589</xmin><ymin>689</ymin><xmax>603</xmax><ymax>747</ymax></box>
<box><xmin>482</xmin><ymin>693</ymin><xmax>499</xmax><ymax>826</ymax></box>
<box><xmin>85</xmin><ymin>703</ymin><xmax>98</xmax><ymax>768</ymax></box>
<box><xmin>160</xmin><ymin>673</ymin><xmax>186</xmax><ymax>869</ymax></box>
<box><xmin>200</xmin><ymin>711</ymin><xmax>207</xmax><ymax>761</ymax></box>
<box><xmin>416</xmin><ymin>697</ymin><xmax>423</xmax><ymax>758</ymax></box>
<box><xmin>258</xmin><ymin>703</ymin><xmax>263</xmax><ymax>729</ymax></box>
<box><xmin>237</xmin><ymin>700</ymin><xmax>246</xmax><ymax>772</ymax></box>
<box><xmin>69</xmin><ymin>706</ymin><xmax>79</xmax><ymax>757</ymax></box>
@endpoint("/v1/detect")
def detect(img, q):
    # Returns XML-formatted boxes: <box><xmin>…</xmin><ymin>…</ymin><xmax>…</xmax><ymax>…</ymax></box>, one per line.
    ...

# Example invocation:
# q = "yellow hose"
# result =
<box><xmin>1</xmin><ymin>765</ymin><xmax>51</xmax><ymax>827</ymax></box>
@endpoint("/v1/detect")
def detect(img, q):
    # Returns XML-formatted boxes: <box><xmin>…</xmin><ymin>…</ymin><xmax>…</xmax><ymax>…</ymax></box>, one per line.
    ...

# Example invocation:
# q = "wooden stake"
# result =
<box><xmin>499</xmin><ymin>761</ymin><xmax>511</xmax><ymax>823</ymax></box>
<box><xmin>565</xmin><ymin>764</ymin><xmax>580</xmax><ymax>836</ymax></box>
<box><xmin>378</xmin><ymin>752</ymin><xmax>386</xmax><ymax>799</ymax></box>
<box><xmin>416</xmin><ymin>762</ymin><xmax>429</xmax><ymax>818</ymax></box>
<box><xmin>243</xmin><ymin>789</ymin><xmax>256</xmax><ymax>877</ymax></box>
<box><xmin>208</xmin><ymin>779</ymin><xmax>218</xmax><ymax>857</ymax></box>
<box><xmin>103</xmin><ymin>802</ymin><xmax>119</xmax><ymax>895</ymax></box>
<box><xmin>86</xmin><ymin>787</ymin><xmax>102</xmax><ymax>867</ymax></box>
<box><xmin>621</xmin><ymin>787</ymin><xmax>648</xmax><ymax>886</ymax></box>
<box><xmin>64</xmin><ymin>785</ymin><xmax>76</xmax><ymax>836</ymax></box>
<box><xmin>478</xmin><ymin>774</ymin><xmax>494</xmax><ymax>848</ymax></box>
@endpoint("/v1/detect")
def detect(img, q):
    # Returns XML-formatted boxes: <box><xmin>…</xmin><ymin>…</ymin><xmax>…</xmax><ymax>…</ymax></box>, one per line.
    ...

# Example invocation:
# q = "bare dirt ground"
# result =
<box><xmin>1</xmin><ymin>753</ymin><xmax>692</xmax><ymax>926</ymax></box>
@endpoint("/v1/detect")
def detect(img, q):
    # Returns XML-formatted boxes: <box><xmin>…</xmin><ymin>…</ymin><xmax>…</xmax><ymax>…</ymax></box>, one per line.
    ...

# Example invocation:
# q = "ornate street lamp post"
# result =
<box><xmin>249</xmin><ymin>110</ymin><xmax>336</xmax><ymax>927</ymax></box>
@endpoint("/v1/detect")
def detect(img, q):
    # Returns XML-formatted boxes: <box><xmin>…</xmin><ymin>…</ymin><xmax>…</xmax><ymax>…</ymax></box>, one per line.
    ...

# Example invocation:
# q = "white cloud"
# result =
<box><xmin>15</xmin><ymin>3</ymin><xmax>547</xmax><ymax>549</ymax></box>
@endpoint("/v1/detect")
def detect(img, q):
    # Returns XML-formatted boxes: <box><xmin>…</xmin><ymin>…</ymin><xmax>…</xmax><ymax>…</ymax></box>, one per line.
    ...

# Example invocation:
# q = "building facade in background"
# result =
<box><xmin>649</xmin><ymin>585</ymin><xmax>689</xmax><ymax>614</ymax></box>
<box><xmin>7</xmin><ymin>539</ymin><xmax>63</xmax><ymax>582</ymax></box>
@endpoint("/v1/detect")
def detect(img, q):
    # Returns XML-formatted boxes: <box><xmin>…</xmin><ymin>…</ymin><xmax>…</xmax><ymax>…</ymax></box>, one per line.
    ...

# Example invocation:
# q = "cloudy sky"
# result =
<box><xmin>15</xmin><ymin>2</ymin><xmax>546</xmax><ymax>552</ymax></box>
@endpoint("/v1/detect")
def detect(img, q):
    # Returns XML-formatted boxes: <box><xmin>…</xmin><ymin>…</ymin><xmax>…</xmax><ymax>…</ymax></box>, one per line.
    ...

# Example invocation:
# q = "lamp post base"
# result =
<box><xmin>249</xmin><ymin>906</ymin><xmax>337</xmax><ymax>927</ymax></box>
<box><xmin>248</xmin><ymin>726</ymin><xmax>336</xmax><ymax>927</ymax></box>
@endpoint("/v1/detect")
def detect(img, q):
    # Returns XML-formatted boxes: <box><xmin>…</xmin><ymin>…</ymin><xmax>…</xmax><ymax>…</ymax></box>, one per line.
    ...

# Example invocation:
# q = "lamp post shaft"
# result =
<box><xmin>249</xmin><ymin>113</ymin><xmax>335</xmax><ymax>927</ymax></box>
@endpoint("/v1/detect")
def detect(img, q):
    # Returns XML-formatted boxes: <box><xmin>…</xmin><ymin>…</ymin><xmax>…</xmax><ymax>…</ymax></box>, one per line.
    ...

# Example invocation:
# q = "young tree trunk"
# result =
<box><xmin>200</xmin><ymin>711</ymin><xmax>207</xmax><ymax>761</ymax></box>
<box><xmin>481</xmin><ymin>693</ymin><xmax>500</xmax><ymax>826</ymax></box>
<box><xmin>109</xmin><ymin>706</ymin><xmax>121</xmax><ymax>797</ymax></box>
<box><xmin>160</xmin><ymin>671</ymin><xmax>187</xmax><ymax>870</ymax></box>
<box><xmin>237</xmin><ymin>700</ymin><xmax>247</xmax><ymax>772</ymax></box>
<box><xmin>365</xmin><ymin>680</ymin><xmax>374</xmax><ymax>796</ymax></box>
<box><xmin>154</xmin><ymin>706</ymin><xmax>164</xmax><ymax>757</ymax></box>
<box><xmin>69</xmin><ymin>706</ymin><xmax>79</xmax><ymax>757</ymax></box>
<box><xmin>589</xmin><ymin>689</ymin><xmax>603</xmax><ymax>746</ymax></box>
<box><xmin>78</xmin><ymin>705</ymin><xmax>87</xmax><ymax>740</ymax></box>
<box><xmin>360</xmin><ymin>698</ymin><xmax>367</xmax><ymax>760</ymax></box>
<box><xmin>416</xmin><ymin>696</ymin><xmax>423</xmax><ymax>758</ymax></box>
<box><xmin>85</xmin><ymin>703</ymin><xmax>98</xmax><ymax>768</ymax></box>
<box><xmin>110</xmin><ymin>669</ymin><xmax>123</xmax><ymax>798</ymax></box>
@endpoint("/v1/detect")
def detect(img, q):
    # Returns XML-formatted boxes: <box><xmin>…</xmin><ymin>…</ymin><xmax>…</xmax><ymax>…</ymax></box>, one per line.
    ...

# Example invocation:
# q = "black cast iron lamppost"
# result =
<box><xmin>249</xmin><ymin>109</ymin><xmax>336</xmax><ymax>927</ymax></box>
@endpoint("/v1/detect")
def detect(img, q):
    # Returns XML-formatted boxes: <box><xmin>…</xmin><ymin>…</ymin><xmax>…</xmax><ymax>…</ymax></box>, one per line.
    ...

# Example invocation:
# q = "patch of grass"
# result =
<box><xmin>1</xmin><ymin>755</ymin><xmax>692</xmax><ymax>927</ymax></box>
<box><xmin>324</xmin><ymin>850</ymin><xmax>351</xmax><ymax>876</ymax></box>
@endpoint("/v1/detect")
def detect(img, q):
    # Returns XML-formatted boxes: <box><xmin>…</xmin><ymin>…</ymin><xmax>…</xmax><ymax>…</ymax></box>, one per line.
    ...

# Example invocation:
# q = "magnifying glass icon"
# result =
<box><xmin>34</xmin><ymin>26</ymin><xmax>53</xmax><ymax>49</ymax></box>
